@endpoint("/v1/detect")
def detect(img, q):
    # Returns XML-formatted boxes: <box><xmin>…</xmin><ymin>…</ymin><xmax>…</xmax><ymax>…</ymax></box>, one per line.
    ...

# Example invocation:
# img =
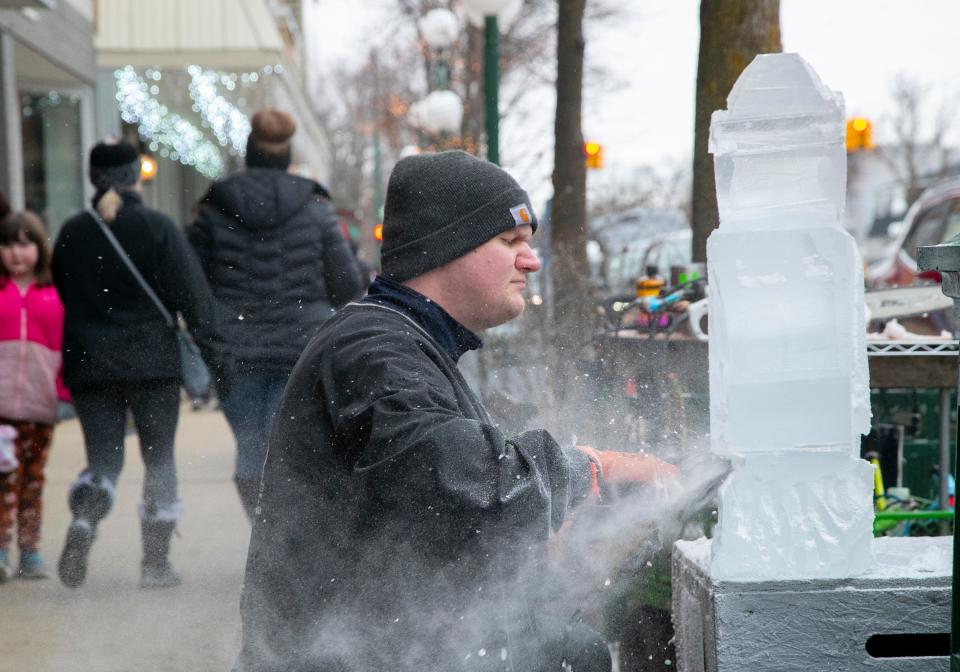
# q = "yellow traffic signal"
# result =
<box><xmin>373</xmin><ymin>223</ymin><xmax>383</xmax><ymax>242</ymax></box>
<box><xmin>584</xmin><ymin>141</ymin><xmax>603</xmax><ymax>169</ymax></box>
<box><xmin>846</xmin><ymin>118</ymin><xmax>874</xmax><ymax>152</ymax></box>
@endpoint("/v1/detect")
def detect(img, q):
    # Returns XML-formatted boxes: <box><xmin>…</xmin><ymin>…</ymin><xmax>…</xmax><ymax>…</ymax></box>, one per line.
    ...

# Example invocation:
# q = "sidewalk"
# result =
<box><xmin>0</xmin><ymin>405</ymin><xmax>248</xmax><ymax>672</ymax></box>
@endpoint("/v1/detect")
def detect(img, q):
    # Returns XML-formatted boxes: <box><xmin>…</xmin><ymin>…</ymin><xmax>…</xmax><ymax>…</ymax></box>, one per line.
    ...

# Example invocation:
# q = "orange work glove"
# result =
<box><xmin>577</xmin><ymin>446</ymin><xmax>679</xmax><ymax>484</ymax></box>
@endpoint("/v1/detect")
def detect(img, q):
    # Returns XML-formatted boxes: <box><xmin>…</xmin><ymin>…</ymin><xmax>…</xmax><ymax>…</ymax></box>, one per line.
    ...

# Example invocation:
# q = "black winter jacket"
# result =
<box><xmin>52</xmin><ymin>192</ymin><xmax>221</xmax><ymax>391</ymax></box>
<box><xmin>188</xmin><ymin>169</ymin><xmax>363</xmax><ymax>374</ymax></box>
<box><xmin>236</xmin><ymin>302</ymin><xmax>596</xmax><ymax>672</ymax></box>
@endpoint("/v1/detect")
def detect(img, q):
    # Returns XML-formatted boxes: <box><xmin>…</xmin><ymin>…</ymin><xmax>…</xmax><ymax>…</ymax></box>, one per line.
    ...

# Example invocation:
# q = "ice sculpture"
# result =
<box><xmin>707</xmin><ymin>54</ymin><xmax>875</xmax><ymax>580</ymax></box>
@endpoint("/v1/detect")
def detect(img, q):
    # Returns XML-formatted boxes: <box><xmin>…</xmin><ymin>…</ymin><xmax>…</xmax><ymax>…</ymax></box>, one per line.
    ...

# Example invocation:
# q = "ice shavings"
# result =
<box><xmin>909</xmin><ymin>545</ymin><xmax>950</xmax><ymax>574</ymax></box>
<box><xmin>679</xmin><ymin>536</ymin><xmax>952</xmax><ymax>582</ymax></box>
<box><xmin>871</xmin><ymin>536</ymin><xmax>952</xmax><ymax>578</ymax></box>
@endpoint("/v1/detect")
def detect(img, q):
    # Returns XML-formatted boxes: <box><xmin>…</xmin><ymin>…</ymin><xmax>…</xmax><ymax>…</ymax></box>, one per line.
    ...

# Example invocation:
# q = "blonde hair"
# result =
<box><xmin>96</xmin><ymin>189</ymin><xmax>124</xmax><ymax>223</ymax></box>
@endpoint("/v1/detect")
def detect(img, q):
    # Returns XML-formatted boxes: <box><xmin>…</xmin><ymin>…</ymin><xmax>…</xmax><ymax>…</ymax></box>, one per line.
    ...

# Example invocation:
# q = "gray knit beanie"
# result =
<box><xmin>380</xmin><ymin>151</ymin><xmax>538</xmax><ymax>282</ymax></box>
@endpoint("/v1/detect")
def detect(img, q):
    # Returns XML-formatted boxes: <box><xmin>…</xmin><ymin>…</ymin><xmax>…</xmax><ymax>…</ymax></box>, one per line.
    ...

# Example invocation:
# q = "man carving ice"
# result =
<box><xmin>235</xmin><ymin>150</ymin><xmax>678</xmax><ymax>672</ymax></box>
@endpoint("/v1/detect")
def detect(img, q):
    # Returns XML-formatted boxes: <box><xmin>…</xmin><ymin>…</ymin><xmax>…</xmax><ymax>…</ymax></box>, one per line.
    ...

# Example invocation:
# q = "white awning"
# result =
<box><xmin>95</xmin><ymin>0</ymin><xmax>286</xmax><ymax>70</ymax></box>
<box><xmin>0</xmin><ymin>1</ymin><xmax>56</xmax><ymax>8</ymax></box>
<box><xmin>96</xmin><ymin>0</ymin><xmax>331</xmax><ymax>184</ymax></box>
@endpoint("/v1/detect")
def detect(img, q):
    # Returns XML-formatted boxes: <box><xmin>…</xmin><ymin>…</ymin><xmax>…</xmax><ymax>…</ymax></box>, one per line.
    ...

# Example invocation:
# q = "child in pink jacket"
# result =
<box><xmin>0</xmin><ymin>210</ymin><xmax>67</xmax><ymax>581</ymax></box>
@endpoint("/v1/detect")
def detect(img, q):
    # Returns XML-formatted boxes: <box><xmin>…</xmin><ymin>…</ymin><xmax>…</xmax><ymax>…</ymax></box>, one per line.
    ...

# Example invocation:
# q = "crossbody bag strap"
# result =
<box><xmin>87</xmin><ymin>207</ymin><xmax>176</xmax><ymax>329</ymax></box>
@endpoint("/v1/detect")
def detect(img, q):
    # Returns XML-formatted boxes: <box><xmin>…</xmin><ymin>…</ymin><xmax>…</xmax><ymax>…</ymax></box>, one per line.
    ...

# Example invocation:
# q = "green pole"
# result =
<box><xmin>483</xmin><ymin>15</ymin><xmax>499</xmax><ymax>165</ymax></box>
<box><xmin>372</xmin><ymin>130</ymin><xmax>383</xmax><ymax>269</ymax></box>
<box><xmin>373</xmin><ymin>130</ymin><xmax>383</xmax><ymax>221</ymax></box>
<box><xmin>873</xmin><ymin>510</ymin><xmax>955</xmax><ymax>522</ymax></box>
<box><xmin>371</xmin><ymin>50</ymin><xmax>384</xmax><ymax>269</ymax></box>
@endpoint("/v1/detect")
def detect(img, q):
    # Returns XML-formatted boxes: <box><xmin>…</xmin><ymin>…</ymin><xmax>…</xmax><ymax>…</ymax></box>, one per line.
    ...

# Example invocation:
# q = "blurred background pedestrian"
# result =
<box><xmin>0</xmin><ymin>210</ymin><xmax>67</xmax><ymax>582</ymax></box>
<box><xmin>188</xmin><ymin>108</ymin><xmax>363</xmax><ymax>520</ymax></box>
<box><xmin>52</xmin><ymin>139</ymin><xmax>224</xmax><ymax>590</ymax></box>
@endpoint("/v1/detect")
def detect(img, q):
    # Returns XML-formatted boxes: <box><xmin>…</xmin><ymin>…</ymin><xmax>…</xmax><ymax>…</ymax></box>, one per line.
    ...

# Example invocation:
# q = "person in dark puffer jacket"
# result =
<box><xmin>187</xmin><ymin>108</ymin><xmax>363</xmax><ymax>519</ymax></box>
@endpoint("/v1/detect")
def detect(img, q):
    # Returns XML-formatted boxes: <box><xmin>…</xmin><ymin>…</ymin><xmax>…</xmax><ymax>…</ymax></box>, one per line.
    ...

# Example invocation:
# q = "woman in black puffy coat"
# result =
<box><xmin>187</xmin><ymin>109</ymin><xmax>363</xmax><ymax>518</ymax></box>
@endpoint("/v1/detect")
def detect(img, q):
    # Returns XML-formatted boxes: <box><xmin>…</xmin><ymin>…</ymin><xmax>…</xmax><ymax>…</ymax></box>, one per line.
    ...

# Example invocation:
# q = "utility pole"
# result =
<box><xmin>917</xmin><ymin>238</ymin><xmax>960</xmax><ymax>672</ymax></box>
<box><xmin>483</xmin><ymin>15</ymin><xmax>500</xmax><ymax>165</ymax></box>
<box><xmin>371</xmin><ymin>50</ymin><xmax>384</xmax><ymax>268</ymax></box>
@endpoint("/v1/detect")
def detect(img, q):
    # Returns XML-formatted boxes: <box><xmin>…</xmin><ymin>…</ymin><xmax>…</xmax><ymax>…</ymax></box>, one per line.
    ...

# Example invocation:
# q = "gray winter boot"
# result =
<box><xmin>140</xmin><ymin>519</ymin><xmax>180</xmax><ymax>589</ymax></box>
<box><xmin>140</xmin><ymin>520</ymin><xmax>180</xmax><ymax>588</ymax></box>
<box><xmin>58</xmin><ymin>473</ymin><xmax>114</xmax><ymax>589</ymax></box>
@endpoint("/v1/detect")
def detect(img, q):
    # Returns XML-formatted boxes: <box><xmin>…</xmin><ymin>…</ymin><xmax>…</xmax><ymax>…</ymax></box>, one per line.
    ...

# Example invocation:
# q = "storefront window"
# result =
<box><xmin>21</xmin><ymin>91</ymin><xmax>84</xmax><ymax>234</ymax></box>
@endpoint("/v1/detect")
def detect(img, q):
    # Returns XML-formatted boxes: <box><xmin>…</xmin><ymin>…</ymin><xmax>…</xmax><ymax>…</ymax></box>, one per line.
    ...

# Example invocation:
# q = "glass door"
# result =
<box><xmin>21</xmin><ymin>91</ymin><xmax>84</xmax><ymax>235</ymax></box>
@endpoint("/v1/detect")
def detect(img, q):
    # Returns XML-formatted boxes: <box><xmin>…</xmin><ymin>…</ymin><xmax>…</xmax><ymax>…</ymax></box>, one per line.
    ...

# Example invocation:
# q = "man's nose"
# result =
<box><xmin>516</xmin><ymin>246</ymin><xmax>541</xmax><ymax>273</ymax></box>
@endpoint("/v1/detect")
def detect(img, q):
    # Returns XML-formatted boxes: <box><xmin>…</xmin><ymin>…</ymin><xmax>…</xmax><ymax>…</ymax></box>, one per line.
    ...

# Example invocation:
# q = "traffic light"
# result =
<box><xmin>373</xmin><ymin>223</ymin><xmax>383</xmax><ymax>242</ymax></box>
<box><xmin>846</xmin><ymin>118</ymin><xmax>874</xmax><ymax>152</ymax></box>
<box><xmin>584</xmin><ymin>141</ymin><xmax>603</xmax><ymax>169</ymax></box>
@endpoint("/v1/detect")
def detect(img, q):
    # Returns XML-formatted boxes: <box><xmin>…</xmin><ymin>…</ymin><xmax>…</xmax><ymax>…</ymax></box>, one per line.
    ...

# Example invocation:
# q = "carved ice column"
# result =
<box><xmin>707</xmin><ymin>53</ymin><xmax>874</xmax><ymax>581</ymax></box>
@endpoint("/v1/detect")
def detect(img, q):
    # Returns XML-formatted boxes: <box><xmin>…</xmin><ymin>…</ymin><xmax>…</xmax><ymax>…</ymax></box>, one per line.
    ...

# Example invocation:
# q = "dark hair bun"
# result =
<box><xmin>251</xmin><ymin>109</ymin><xmax>296</xmax><ymax>144</ymax></box>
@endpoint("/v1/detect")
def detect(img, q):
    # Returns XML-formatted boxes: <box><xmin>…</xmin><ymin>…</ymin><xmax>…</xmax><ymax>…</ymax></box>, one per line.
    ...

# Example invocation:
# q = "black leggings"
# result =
<box><xmin>72</xmin><ymin>381</ymin><xmax>181</xmax><ymax>511</ymax></box>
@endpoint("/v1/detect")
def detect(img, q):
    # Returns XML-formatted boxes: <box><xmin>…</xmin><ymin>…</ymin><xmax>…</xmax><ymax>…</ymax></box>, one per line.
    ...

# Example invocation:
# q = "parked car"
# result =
<box><xmin>867</xmin><ymin>177</ymin><xmax>960</xmax><ymax>289</ymax></box>
<box><xmin>866</xmin><ymin>177</ymin><xmax>960</xmax><ymax>335</ymax></box>
<box><xmin>589</xmin><ymin>207</ymin><xmax>689</xmax><ymax>293</ymax></box>
<box><xmin>641</xmin><ymin>228</ymin><xmax>693</xmax><ymax>282</ymax></box>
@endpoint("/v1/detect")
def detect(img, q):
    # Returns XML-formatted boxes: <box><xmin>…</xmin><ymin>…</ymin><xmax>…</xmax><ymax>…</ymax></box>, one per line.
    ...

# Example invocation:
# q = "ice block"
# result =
<box><xmin>707</xmin><ymin>54</ymin><xmax>874</xmax><ymax>580</ymax></box>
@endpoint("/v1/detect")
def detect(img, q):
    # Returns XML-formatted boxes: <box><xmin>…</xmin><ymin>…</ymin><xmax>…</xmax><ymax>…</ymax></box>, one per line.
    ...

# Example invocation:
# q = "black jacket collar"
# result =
<box><xmin>363</xmin><ymin>275</ymin><xmax>481</xmax><ymax>362</ymax></box>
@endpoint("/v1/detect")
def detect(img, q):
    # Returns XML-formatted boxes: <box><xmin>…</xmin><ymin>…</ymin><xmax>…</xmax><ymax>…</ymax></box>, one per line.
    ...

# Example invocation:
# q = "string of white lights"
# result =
<box><xmin>114</xmin><ymin>66</ymin><xmax>225</xmax><ymax>178</ymax></box>
<box><xmin>187</xmin><ymin>65</ymin><xmax>252</xmax><ymax>155</ymax></box>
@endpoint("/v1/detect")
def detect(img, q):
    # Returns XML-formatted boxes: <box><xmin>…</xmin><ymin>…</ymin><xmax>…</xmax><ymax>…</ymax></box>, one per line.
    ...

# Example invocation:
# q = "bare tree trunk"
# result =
<box><xmin>461</xmin><ymin>24</ymin><xmax>485</xmax><ymax>156</ymax></box>
<box><xmin>548</xmin><ymin>0</ymin><xmax>591</xmax><ymax>429</ymax></box>
<box><xmin>691</xmin><ymin>0</ymin><xmax>781</xmax><ymax>262</ymax></box>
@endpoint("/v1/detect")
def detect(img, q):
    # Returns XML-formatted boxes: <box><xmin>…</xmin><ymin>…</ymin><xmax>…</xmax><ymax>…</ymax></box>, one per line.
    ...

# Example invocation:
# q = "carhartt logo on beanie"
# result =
<box><xmin>380</xmin><ymin>150</ymin><xmax>538</xmax><ymax>282</ymax></box>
